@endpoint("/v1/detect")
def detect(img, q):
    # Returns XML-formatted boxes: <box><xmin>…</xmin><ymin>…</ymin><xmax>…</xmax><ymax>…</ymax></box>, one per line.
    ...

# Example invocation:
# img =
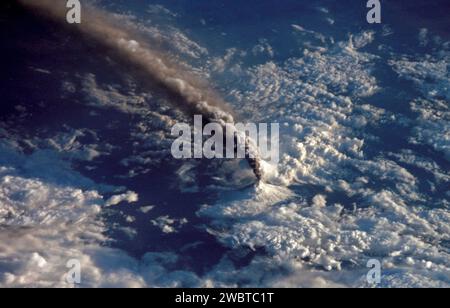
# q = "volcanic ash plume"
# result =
<box><xmin>18</xmin><ymin>0</ymin><xmax>263</xmax><ymax>181</ymax></box>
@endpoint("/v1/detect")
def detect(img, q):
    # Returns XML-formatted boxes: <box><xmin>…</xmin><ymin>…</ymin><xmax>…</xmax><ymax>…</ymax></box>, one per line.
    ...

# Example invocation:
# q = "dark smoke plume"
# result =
<box><xmin>18</xmin><ymin>0</ymin><xmax>263</xmax><ymax>181</ymax></box>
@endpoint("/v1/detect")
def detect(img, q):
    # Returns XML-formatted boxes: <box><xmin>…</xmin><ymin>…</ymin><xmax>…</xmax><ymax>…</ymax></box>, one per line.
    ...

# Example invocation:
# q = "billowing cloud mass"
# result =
<box><xmin>0</xmin><ymin>1</ymin><xmax>449</xmax><ymax>288</ymax></box>
<box><xmin>197</xmin><ymin>29</ymin><xmax>450</xmax><ymax>286</ymax></box>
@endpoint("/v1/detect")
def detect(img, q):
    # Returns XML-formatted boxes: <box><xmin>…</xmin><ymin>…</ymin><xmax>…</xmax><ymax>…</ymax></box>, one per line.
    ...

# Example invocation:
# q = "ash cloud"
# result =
<box><xmin>19</xmin><ymin>0</ymin><xmax>233</xmax><ymax>123</ymax></box>
<box><xmin>18</xmin><ymin>0</ymin><xmax>263</xmax><ymax>179</ymax></box>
